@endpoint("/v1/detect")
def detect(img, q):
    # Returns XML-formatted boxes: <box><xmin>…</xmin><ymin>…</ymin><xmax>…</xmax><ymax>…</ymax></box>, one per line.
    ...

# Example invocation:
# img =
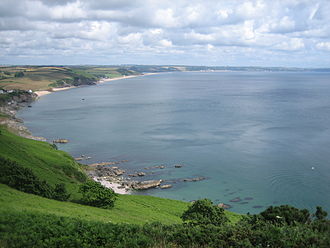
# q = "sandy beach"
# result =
<box><xmin>35</xmin><ymin>86</ymin><xmax>77</xmax><ymax>97</ymax></box>
<box><xmin>93</xmin><ymin>177</ymin><xmax>130</xmax><ymax>194</ymax></box>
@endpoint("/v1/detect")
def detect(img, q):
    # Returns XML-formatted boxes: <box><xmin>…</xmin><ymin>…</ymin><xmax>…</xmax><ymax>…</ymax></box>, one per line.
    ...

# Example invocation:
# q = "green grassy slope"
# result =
<box><xmin>0</xmin><ymin>126</ymin><xmax>242</xmax><ymax>224</ymax></box>
<box><xmin>0</xmin><ymin>184</ymin><xmax>188</xmax><ymax>224</ymax></box>
<box><xmin>0</xmin><ymin>126</ymin><xmax>86</xmax><ymax>200</ymax></box>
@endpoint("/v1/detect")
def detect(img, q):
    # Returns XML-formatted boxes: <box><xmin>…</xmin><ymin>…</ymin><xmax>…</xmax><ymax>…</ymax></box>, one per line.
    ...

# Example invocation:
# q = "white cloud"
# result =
<box><xmin>0</xmin><ymin>0</ymin><xmax>329</xmax><ymax>66</ymax></box>
<box><xmin>316</xmin><ymin>42</ymin><xmax>330</xmax><ymax>51</ymax></box>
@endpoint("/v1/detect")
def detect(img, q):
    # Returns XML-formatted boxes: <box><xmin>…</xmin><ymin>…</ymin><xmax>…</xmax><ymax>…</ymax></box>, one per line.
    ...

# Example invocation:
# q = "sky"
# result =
<box><xmin>0</xmin><ymin>0</ymin><xmax>330</xmax><ymax>67</ymax></box>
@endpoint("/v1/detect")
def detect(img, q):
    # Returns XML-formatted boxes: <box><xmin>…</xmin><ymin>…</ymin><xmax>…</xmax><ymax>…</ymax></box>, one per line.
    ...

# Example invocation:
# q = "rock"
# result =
<box><xmin>94</xmin><ymin>165</ymin><xmax>126</xmax><ymax>177</ymax></box>
<box><xmin>89</xmin><ymin>160</ymin><xmax>128</xmax><ymax>167</ymax></box>
<box><xmin>217</xmin><ymin>203</ymin><xmax>232</xmax><ymax>209</ymax></box>
<box><xmin>137</xmin><ymin>172</ymin><xmax>146</xmax><ymax>176</ymax></box>
<box><xmin>144</xmin><ymin>165</ymin><xmax>165</xmax><ymax>170</ymax></box>
<box><xmin>174</xmin><ymin>164</ymin><xmax>183</xmax><ymax>168</ymax></box>
<box><xmin>229</xmin><ymin>197</ymin><xmax>242</xmax><ymax>203</ymax></box>
<box><xmin>182</xmin><ymin>177</ymin><xmax>206</xmax><ymax>182</ymax></box>
<box><xmin>132</xmin><ymin>180</ymin><xmax>162</xmax><ymax>190</ymax></box>
<box><xmin>74</xmin><ymin>157</ymin><xmax>84</xmax><ymax>161</ymax></box>
<box><xmin>53</xmin><ymin>139</ymin><xmax>69</xmax><ymax>143</ymax></box>
<box><xmin>160</xmin><ymin>184</ymin><xmax>172</xmax><ymax>189</ymax></box>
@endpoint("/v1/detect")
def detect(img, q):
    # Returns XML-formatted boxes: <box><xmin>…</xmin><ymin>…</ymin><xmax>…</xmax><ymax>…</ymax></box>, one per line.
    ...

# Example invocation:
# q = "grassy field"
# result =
<box><xmin>0</xmin><ymin>66</ymin><xmax>137</xmax><ymax>91</ymax></box>
<box><xmin>0</xmin><ymin>126</ymin><xmax>86</xmax><ymax>200</ymax></box>
<box><xmin>0</xmin><ymin>125</ymin><xmax>242</xmax><ymax>224</ymax></box>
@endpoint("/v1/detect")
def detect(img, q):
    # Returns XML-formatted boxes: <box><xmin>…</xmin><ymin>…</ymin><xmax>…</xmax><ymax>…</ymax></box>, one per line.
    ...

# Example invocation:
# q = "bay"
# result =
<box><xmin>18</xmin><ymin>71</ymin><xmax>330</xmax><ymax>214</ymax></box>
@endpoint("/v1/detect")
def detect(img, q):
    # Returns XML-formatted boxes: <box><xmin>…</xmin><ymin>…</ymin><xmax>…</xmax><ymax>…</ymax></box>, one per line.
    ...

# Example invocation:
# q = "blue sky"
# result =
<box><xmin>1</xmin><ymin>0</ymin><xmax>330</xmax><ymax>67</ymax></box>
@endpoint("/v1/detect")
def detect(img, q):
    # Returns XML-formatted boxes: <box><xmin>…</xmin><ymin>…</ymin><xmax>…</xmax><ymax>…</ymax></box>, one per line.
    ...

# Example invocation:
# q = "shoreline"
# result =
<box><xmin>3</xmin><ymin>72</ymin><xmax>159</xmax><ymax>195</ymax></box>
<box><xmin>34</xmin><ymin>73</ymin><xmax>158</xmax><ymax>98</ymax></box>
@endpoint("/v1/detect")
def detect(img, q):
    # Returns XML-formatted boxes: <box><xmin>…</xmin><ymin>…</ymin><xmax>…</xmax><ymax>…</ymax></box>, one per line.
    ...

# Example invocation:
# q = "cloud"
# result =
<box><xmin>0</xmin><ymin>0</ymin><xmax>329</xmax><ymax>66</ymax></box>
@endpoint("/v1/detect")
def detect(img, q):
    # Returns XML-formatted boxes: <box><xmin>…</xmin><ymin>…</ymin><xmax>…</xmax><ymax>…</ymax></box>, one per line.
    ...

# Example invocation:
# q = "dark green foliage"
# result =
<box><xmin>0</xmin><ymin>157</ymin><xmax>71</xmax><ymax>201</ymax></box>
<box><xmin>50</xmin><ymin>143</ymin><xmax>58</xmax><ymax>150</ymax></box>
<box><xmin>0</xmin><ymin>157</ymin><xmax>54</xmax><ymax>198</ymax></box>
<box><xmin>260</xmin><ymin>205</ymin><xmax>310</xmax><ymax>225</ymax></box>
<box><xmin>181</xmin><ymin>199</ymin><xmax>228</xmax><ymax>226</ymax></box>
<box><xmin>1</xmin><ymin>211</ymin><xmax>329</xmax><ymax>248</ymax></box>
<box><xmin>14</xmin><ymin>71</ymin><xmax>24</xmax><ymax>77</ymax></box>
<box><xmin>53</xmin><ymin>183</ymin><xmax>70</xmax><ymax>201</ymax></box>
<box><xmin>79</xmin><ymin>181</ymin><xmax>117</xmax><ymax>209</ymax></box>
<box><xmin>315</xmin><ymin>206</ymin><xmax>328</xmax><ymax>221</ymax></box>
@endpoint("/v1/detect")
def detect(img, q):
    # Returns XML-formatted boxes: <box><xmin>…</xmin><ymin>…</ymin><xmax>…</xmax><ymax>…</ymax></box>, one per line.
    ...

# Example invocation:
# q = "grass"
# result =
<box><xmin>0</xmin><ymin>126</ymin><xmax>86</xmax><ymax>200</ymax></box>
<box><xmin>0</xmin><ymin>184</ymin><xmax>241</xmax><ymax>225</ymax></box>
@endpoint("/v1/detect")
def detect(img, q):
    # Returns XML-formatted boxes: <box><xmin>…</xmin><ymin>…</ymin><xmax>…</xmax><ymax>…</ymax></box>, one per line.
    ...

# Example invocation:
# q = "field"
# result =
<box><xmin>0</xmin><ymin>66</ymin><xmax>137</xmax><ymax>91</ymax></box>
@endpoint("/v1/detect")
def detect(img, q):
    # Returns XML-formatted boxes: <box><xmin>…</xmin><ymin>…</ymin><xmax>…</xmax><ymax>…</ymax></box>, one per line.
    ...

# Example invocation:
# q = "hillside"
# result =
<box><xmin>0</xmin><ymin>66</ymin><xmax>138</xmax><ymax>91</ymax></box>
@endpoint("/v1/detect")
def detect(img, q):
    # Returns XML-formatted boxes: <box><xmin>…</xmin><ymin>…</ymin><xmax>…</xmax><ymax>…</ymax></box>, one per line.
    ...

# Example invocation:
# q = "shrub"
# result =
<box><xmin>0</xmin><ymin>157</ymin><xmax>54</xmax><ymax>198</ymax></box>
<box><xmin>260</xmin><ymin>205</ymin><xmax>310</xmax><ymax>225</ymax></box>
<box><xmin>14</xmin><ymin>71</ymin><xmax>24</xmax><ymax>77</ymax></box>
<box><xmin>79</xmin><ymin>180</ymin><xmax>117</xmax><ymax>209</ymax></box>
<box><xmin>181</xmin><ymin>199</ymin><xmax>228</xmax><ymax>226</ymax></box>
<box><xmin>53</xmin><ymin>183</ymin><xmax>70</xmax><ymax>201</ymax></box>
<box><xmin>0</xmin><ymin>157</ymin><xmax>71</xmax><ymax>201</ymax></box>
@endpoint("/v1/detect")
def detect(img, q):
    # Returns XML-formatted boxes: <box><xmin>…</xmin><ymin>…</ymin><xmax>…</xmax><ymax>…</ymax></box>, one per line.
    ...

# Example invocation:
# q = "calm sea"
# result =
<box><xmin>18</xmin><ymin>71</ymin><xmax>330</xmax><ymax>214</ymax></box>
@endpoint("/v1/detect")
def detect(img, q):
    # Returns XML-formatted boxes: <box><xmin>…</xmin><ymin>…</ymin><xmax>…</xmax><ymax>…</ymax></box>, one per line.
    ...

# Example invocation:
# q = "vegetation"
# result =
<box><xmin>0</xmin><ymin>157</ymin><xmax>55</xmax><ymax>199</ymax></box>
<box><xmin>0</xmin><ymin>206</ymin><xmax>329</xmax><ymax>248</ymax></box>
<box><xmin>181</xmin><ymin>199</ymin><xmax>228</xmax><ymax>226</ymax></box>
<box><xmin>0</xmin><ymin>66</ymin><xmax>139</xmax><ymax>91</ymax></box>
<box><xmin>79</xmin><ymin>181</ymin><xmax>117</xmax><ymax>209</ymax></box>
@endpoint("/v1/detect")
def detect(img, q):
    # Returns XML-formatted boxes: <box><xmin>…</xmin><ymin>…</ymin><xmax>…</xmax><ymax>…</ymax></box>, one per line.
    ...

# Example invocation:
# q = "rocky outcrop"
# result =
<box><xmin>174</xmin><ymin>164</ymin><xmax>183</xmax><ymax>168</ymax></box>
<box><xmin>131</xmin><ymin>180</ymin><xmax>162</xmax><ymax>190</ymax></box>
<box><xmin>89</xmin><ymin>160</ymin><xmax>128</xmax><ymax>167</ymax></box>
<box><xmin>95</xmin><ymin>166</ymin><xmax>125</xmax><ymax>177</ymax></box>
<box><xmin>53</xmin><ymin>139</ymin><xmax>69</xmax><ymax>143</ymax></box>
<box><xmin>217</xmin><ymin>203</ymin><xmax>232</xmax><ymax>209</ymax></box>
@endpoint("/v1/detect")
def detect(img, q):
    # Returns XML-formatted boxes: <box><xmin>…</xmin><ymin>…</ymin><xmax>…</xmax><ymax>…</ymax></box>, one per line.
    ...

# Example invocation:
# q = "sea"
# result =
<box><xmin>18</xmin><ymin>71</ymin><xmax>330</xmax><ymax>214</ymax></box>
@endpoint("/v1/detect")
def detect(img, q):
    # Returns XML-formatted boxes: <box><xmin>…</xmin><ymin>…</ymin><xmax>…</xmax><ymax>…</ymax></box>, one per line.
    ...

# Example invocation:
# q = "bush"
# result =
<box><xmin>260</xmin><ymin>205</ymin><xmax>310</xmax><ymax>225</ymax></box>
<box><xmin>181</xmin><ymin>199</ymin><xmax>228</xmax><ymax>226</ymax></box>
<box><xmin>79</xmin><ymin>180</ymin><xmax>117</xmax><ymax>209</ymax></box>
<box><xmin>53</xmin><ymin>183</ymin><xmax>70</xmax><ymax>201</ymax></box>
<box><xmin>14</xmin><ymin>71</ymin><xmax>24</xmax><ymax>77</ymax></box>
<box><xmin>0</xmin><ymin>157</ymin><xmax>54</xmax><ymax>198</ymax></box>
<box><xmin>0</xmin><ymin>157</ymin><xmax>70</xmax><ymax>201</ymax></box>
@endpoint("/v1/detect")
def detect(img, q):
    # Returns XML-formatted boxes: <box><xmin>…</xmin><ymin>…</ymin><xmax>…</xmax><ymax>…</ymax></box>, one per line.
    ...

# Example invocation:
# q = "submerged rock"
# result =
<box><xmin>182</xmin><ymin>177</ymin><xmax>206</xmax><ymax>182</ymax></box>
<box><xmin>229</xmin><ymin>197</ymin><xmax>242</xmax><ymax>203</ymax></box>
<box><xmin>144</xmin><ymin>165</ymin><xmax>165</xmax><ymax>170</ymax></box>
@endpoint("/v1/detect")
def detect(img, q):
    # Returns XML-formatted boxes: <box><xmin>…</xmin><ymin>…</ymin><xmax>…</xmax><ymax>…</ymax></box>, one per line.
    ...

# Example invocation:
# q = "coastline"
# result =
<box><xmin>34</xmin><ymin>73</ymin><xmax>154</xmax><ymax>98</ymax></box>
<box><xmin>3</xmin><ymin>73</ymin><xmax>158</xmax><ymax>195</ymax></box>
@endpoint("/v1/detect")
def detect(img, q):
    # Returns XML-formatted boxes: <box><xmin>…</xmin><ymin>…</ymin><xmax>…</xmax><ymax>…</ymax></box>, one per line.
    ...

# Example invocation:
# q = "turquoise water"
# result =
<box><xmin>18</xmin><ymin>72</ymin><xmax>330</xmax><ymax>214</ymax></box>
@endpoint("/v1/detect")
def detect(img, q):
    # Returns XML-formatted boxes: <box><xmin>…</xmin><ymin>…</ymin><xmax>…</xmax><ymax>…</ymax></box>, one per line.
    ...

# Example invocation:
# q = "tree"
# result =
<box><xmin>79</xmin><ymin>180</ymin><xmax>117</xmax><ymax>209</ymax></box>
<box><xmin>315</xmin><ymin>206</ymin><xmax>328</xmax><ymax>221</ymax></box>
<box><xmin>260</xmin><ymin>205</ymin><xmax>310</xmax><ymax>225</ymax></box>
<box><xmin>181</xmin><ymin>199</ymin><xmax>228</xmax><ymax>226</ymax></box>
<box><xmin>53</xmin><ymin>183</ymin><xmax>70</xmax><ymax>201</ymax></box>
<box><xmin>14</xmin><ymin>72</ymin><xmax>24</xmax><ymax>77</ymax></box>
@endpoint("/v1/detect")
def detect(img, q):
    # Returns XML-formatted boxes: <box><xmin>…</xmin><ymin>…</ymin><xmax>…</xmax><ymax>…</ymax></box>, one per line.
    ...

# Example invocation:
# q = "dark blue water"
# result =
<box><xmin>18</xmin><ymin>72</ymin><xmax>330</xmax><ymax>214</ymax></box>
